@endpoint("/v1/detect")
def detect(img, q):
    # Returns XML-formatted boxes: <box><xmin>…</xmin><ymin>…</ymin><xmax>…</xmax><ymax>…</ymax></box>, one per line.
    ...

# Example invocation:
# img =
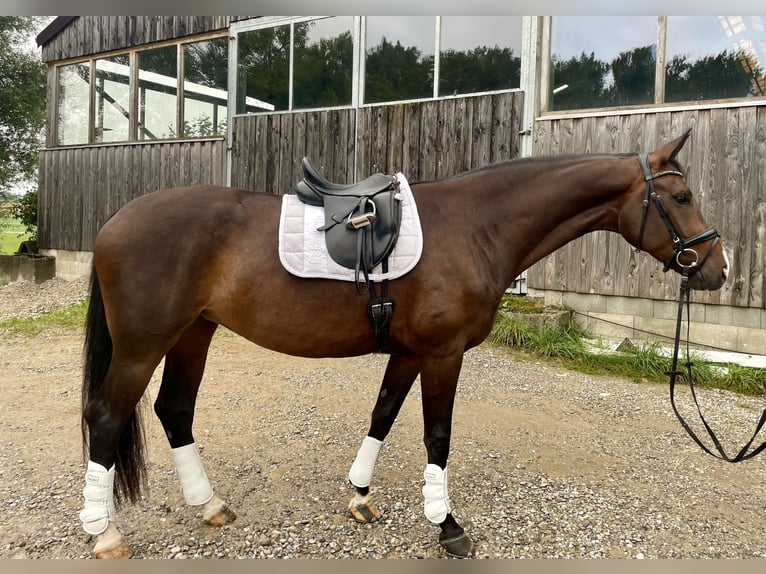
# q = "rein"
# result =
<box><xmin>635</xmin><ymin>154</ymin><xmax>766</xmax><ymax>461</ymax></box>
<box><xmin>667</xmin><ymin>267</ymin><xmax>766</xmax><ymax>462</ymax></box>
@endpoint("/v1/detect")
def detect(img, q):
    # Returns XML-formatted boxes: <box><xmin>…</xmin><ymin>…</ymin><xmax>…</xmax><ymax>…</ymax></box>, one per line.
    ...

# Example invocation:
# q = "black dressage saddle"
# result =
<box><xmin>295</xmin><ymin>157</ymin><xmax>402</xmax><ymax>280</ymax></box>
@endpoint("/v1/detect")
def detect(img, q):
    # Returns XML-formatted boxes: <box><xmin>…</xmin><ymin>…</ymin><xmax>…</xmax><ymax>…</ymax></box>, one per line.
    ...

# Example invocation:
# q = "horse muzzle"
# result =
<box><xmin>683</xmin><ymin>240</ymin><xmax>729</xmax><ymax>291</ymax></box>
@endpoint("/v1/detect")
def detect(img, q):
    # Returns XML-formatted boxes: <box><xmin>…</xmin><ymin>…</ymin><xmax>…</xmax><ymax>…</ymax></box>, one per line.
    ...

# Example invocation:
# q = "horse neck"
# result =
<box><xmin>463</xmin><ymin>156</ymin><xmax>636</xmax><ymax>288</ymax></box>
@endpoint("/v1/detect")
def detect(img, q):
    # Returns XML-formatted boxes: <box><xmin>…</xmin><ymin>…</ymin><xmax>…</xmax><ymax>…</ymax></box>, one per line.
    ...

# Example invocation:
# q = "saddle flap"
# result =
<box><xmin>322</xmin><ymin>189</ymin><xmax>402</xmax><ymax>269</ymax></box>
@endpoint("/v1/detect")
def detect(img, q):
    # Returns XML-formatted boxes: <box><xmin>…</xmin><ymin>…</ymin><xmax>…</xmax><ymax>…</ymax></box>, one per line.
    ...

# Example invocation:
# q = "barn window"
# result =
<box><xmin>237</xmin><ymin>25</ymin><xmax>290</xmax><ymax>113</ymax></box>
<box><xmin>55</xmin><ymin>62</ymin><xmax>90</xmax><ymax>145</ymax></box>
<box><xmin>549</xmin><ymin>16</ymin><xmax>657</xmax><ymax>111</ymax></box>
<box><xmin>293</xmin><ymin>17</ymin><xmax>354</xmax><ymax>109</ymax></box>
<box><xmin>231</xmin><ymin>16</ymin><xmax>524</xmax><ymax>113</ymax></box>
<box><xmin>137</xmin><ymin>46</ymin><xmax>178</xmax><ymax>140</ymax></box>
<box><xmin>235</xmin><ymin>16</ymin><xmax>354</xmax><ymax>113</ymax></box>
<box><xmin>183</xmin><ymin>38</ymin><xmax>229</xmax><ymax>137</ymax></box>
<box><xmin>438</xmin><ymin>16</ymin><xmax>522</xmax><ymax>97</ymax></box>
<box><xmin>94</xmin><ymin>54</ymin><xmax>130</xmax><ymax>143</ymax></box>
<box><xmin>665</xmin><ymin>16</ymin><xmax>766</xmax><ymax>102</ymax></box>
<box><xmin>363</xmin><ymin>16</ymin><xmax>435</xmax><ymax>104</ymax></box>
<box><xmin>546</xmin><ymin>15</ymin><xmax>766</xmax><ymax>112</ymax></box>
<box><xmin>52</xmin><ymin>35</ymin><xmax>230</xmax><ymax>146</ymax></box>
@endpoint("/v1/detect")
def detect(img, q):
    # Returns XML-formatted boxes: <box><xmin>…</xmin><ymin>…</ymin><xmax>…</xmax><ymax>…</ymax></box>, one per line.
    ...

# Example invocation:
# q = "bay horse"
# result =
<box><xmin>79</xmin><ymin>129</ymin><xmax>728</xmax><ymax>558</ymax></box>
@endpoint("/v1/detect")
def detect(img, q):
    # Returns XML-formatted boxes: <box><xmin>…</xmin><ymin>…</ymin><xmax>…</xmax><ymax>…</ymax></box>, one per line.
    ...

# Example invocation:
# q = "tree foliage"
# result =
<box><xmin>551</xmin><ymin>44</ymin><xmax>764</xmax><ymax>110</ymax></box>
<box><xmin>0</xmin><ymin>17</ymin><xmax>47</xmax><ymax>192</ymax></box>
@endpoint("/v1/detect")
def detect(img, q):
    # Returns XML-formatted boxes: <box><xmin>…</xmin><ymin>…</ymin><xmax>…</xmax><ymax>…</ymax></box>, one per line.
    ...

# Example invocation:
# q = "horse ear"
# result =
<box><xmin>654</xmin><ymin>128</ymin><xmax>692</xmax><ymax>163</ymax></box>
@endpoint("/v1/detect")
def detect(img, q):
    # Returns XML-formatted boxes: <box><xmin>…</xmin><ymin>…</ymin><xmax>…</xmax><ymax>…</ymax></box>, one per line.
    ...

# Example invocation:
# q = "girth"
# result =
<box><xmin>294</xmin><ymin>158</ymin><xmax>402</xmax><ymax>352</ymax></box>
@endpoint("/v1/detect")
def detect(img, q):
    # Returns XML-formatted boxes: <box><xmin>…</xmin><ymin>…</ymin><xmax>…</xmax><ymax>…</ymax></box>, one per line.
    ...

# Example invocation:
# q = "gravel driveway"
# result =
<box><xmin>1</xmin><ymin>278</ymin><xmax>765</xmax><ymax>559</ymax></box>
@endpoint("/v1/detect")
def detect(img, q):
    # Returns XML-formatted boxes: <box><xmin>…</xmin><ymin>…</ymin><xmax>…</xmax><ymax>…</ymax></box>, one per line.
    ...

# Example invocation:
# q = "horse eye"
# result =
<box><xmin>674</xmin><ymin>194</ymin><xmax>691</xmax><ymax>205</ymax></box>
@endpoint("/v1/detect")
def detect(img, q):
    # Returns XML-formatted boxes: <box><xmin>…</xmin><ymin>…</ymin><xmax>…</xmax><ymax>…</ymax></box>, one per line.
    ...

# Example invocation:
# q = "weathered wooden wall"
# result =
<box><xmin>528</xmin><ymin>108</ymin><xmax>766</xmax><ymax>309</ymax></box>
<box><xmin>230</xmin><ymin>108</ymin><xmax>357</xmax><ymax>194</ymax></box>
<box><xmin>40</xmin><ymin>16</ymin><xmax>253</xmax><ymax>62</ymax></box>
<box><xmin>38</xmin><ymin>139</ymin><xmax>227</xmax><ymax>251</ymax></box>
<box><xmin>355</xmin><ymin>93</ymin><xmax>523</xmax><ymax>181</ymax></box>
<box><xmin>230</xmin><ymin>91</ymin><xmax>525</xmax><ymax>191</ymax></box>
<box><xmin>40</xmin><ymin>91</ymin><xmax>524</xmax><ymax>253</ymax></box>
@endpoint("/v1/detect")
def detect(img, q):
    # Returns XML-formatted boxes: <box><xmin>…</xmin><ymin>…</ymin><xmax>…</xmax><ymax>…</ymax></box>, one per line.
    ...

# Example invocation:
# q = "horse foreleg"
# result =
<box><xmin>154</xmin><ymin>318</ymin><xmax>237</xmax><ymax>527</ymax></box>
<box><xmin>419</xmin><ymin>351</ymin><xmax>475</xmax><ymax>558</ymax></box>
<box><xmin>348</xmin><ymin>353</ymin><xmax>419</xmax><ymax>522</ymax></box>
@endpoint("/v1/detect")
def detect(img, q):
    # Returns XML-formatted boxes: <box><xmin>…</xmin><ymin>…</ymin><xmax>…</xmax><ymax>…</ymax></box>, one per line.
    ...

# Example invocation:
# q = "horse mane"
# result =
<box><xmin>411</xmin><ymin>151</ymin><xmax>683</xmax><ymax>186</ymax></box>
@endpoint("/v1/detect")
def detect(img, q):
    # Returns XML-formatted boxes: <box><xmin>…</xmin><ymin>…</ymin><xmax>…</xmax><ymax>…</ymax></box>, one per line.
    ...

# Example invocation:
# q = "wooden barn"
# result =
<box><xmin>35</xmin><ymin>16</ymin><xmax>766</xmax><ymax>353</ymax></box>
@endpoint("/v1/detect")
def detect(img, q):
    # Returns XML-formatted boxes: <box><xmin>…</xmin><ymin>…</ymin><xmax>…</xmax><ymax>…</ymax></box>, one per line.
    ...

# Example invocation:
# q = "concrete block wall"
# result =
<box><xmin>39</xmin><ymin>249</ymin><xmax>92</xmax><ymax>282</ymax></box>
<box><xmin>529</xmin><ymin>288</ymin><xmax>766</xmax><ymax>356</ymax></box>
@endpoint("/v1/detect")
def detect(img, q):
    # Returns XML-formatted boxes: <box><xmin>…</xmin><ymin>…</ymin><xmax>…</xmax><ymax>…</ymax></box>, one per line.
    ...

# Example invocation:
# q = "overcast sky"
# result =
<box><xmin>308</xmin><ymin>15</ymin><xmax>763</xmax><ymax>65</ymax></box>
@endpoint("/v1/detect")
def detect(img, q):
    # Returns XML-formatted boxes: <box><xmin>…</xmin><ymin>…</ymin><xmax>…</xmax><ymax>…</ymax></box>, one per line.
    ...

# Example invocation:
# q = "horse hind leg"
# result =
<box><xmin>348</xmin><ymin>353</ymin><xmax>419</xmax><ymax>523</ymax></box>
<box><xmin>82</xmin><ymin>349</ymin><xmax>165</xmax><ymax>559</ymax></box>
<box><xmin>153</xmin><ymin>317</ymin><xmax>236</xmax><ymax>527</ymax></box>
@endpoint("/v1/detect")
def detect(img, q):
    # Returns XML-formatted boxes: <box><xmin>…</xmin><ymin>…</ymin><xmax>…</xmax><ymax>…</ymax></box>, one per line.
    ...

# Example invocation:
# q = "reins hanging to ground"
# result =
<box><xmin>667</xmin><ymin>266</ymin><xmax>766</xmax><ymax>462</ymax></box>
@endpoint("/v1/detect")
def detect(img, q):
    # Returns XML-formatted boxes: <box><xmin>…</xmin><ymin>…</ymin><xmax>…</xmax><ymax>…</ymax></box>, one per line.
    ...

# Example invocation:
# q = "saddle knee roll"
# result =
<box><xmin>172</xmin><ymin>443</ymin><xmax>214</xmax><ymax>506</ymax></box>
<box><xmin>422</xmin><ymin>463</ymin><xmax>452</xmax><ymax>524</ymax></box>
<box><xmin>79</xmin><ymin>460</ymin><xmax>116</xmax><ymax>535</ymax></box>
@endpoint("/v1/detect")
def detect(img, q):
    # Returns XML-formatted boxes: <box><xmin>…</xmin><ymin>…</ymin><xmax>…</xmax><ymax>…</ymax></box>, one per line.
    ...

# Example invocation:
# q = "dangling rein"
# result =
<box><xmin>667</xmin><ymin>265</ymin><xmax>766</xmax><ymax>462</ymax></box>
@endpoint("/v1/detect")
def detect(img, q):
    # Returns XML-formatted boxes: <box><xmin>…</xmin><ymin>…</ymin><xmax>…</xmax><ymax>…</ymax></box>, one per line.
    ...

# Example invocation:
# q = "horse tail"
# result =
<box><xmin>82</xmin><ymin>264</ymin><xmax>147</xmax><ymax>504</ymax></box>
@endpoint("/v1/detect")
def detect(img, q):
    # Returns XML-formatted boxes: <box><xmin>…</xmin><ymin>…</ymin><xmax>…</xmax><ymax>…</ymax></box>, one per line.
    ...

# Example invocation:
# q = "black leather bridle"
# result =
<box><xmin>636</xmin><ymin>154</ymin><xmax>766</xmax><ymax>462</ymax></box>
<box><xmin>636</xmin><ymin>154</ymin><xmax>720</xmax><ymax>273</ymax></box>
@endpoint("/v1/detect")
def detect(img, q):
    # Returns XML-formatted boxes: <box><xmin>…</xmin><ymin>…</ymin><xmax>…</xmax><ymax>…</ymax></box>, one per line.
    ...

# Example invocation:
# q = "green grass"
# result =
<box><xmin>0</xmin><ymin>216</ymin><xmax>32</xmax><ymax>254</ymax></box>
<box><xmin>488</xmin><ymin>311</ymin><xmax>766</xmax><ymax>397</ymax></box>
<box><xmin>0</xmin><ymin>300</ymin><xmax>88</xmax><ymax>338</ymax></box>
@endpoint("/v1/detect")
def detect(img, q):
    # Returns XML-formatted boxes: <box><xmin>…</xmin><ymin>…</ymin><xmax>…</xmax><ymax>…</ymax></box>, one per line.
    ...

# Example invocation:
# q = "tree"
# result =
<box><xmin>550</xmin><ymin>52</ymin><xmax>609</xmax><ymax>110</ymax></box>
<box><xmin>666</xmin><ymin>49</ymin><xmax>758</xmax><ymax>102</ymax></box>
<box><xmin>439</xmin><ymin>46</ymin><xmax>521</xmax><ymax>96</ymax></box>
<box><xmin>0</xmin><ymin>17</ymin><xmax>47</xmax><ymax>193</ymax></box>
<box><xmin>608</xmin><ymin>45</ymin><xmax>655</xmax><ymax>106</ymax></box>
<box><xmin>364</xmin><ymin>37</ymin><xmax>434</xmax><ymax>104</ymax></box>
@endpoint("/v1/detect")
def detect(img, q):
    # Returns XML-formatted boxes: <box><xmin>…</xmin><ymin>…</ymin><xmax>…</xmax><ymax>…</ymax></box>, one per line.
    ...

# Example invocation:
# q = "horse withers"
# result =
<box><xmin>79</xmin><ymin>129</ymin><xmax>727</xmax><ymax>558</ymax></box>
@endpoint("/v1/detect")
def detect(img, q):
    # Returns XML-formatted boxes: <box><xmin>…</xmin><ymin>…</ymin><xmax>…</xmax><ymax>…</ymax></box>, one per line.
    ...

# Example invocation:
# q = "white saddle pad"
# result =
<box><xmin>278</xmin><ymin>173</ymin><xmax>422</xmax><ymax>281</ymax></box>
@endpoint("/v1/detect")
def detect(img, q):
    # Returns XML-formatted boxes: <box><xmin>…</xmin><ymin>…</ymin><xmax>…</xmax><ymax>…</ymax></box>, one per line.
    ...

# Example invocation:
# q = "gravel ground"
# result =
<box><xmin>1</xmin><ymin>277</ymin><xmax>766</xmax><ymax>559</ymax></box>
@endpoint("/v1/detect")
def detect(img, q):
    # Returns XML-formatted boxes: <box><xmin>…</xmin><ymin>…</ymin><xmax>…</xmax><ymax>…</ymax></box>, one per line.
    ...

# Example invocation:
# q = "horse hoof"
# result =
<box><xmin>94</xmin><ymin>539</ymin><xmax>134</xmax><ymax>559</ymax></box>
<box><xmin>205</xmin><ymin>505</ymin><xmax>237</xmax><ymax>526</ymax></box>
<box><xmin>348</xmin><ymin>498</ymin><xmax>382</xmax><ymax>523</ymax></box>
<box><xmin>439</xmin><ymin>532</ymin><xmax>475</xmax><ymax>558</ymax></box>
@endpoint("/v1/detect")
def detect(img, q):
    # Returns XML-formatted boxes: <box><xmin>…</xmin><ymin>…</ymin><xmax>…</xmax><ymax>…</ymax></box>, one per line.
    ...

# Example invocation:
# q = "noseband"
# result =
<box><xmin>636</xmin><ymin>154</ymin><xmax>720</xmax><ymax>273</ymax></box>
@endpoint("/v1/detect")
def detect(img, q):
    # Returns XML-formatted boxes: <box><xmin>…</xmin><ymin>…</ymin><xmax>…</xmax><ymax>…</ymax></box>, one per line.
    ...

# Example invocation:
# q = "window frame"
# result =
<box><xmin>538</xmin><ymin>15</ymin><xmax>766</xmax><ymax>120</ymax></box>
<box><xmin>229</xmin><ymin>15</ymin><xmax>526</xmax><ymax>118</ymax></box>
<box><xmin>50</xmin><ymin>31</ymin><xmax>230</xmax><ymax>148</ymax></box>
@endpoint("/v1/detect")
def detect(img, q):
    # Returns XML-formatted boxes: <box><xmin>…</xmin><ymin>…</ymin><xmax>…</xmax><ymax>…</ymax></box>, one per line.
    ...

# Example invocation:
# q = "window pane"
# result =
<box><xmin>94</xmin><ymin>55</ymin><xmax>130</xmax><ymax>143</ymax></box>
<box><xmin>365</xmin><ymin>16</ymin><xmax>435</xmax><ymax>104</ymax></box>
<box><xmin>550</xmin><ymin>16</ymin><xmax>657</xmax><ymax>111</ymax></box>
<box><xmin>184</xmin><ymin>38</ymin><xmax>229</xmax><ymax>136</ymax></box>
<box><xmin>137</xmin><ymin>46</ymin><xmax>178</xmax><ymax>140</ymax></box>
<box><xmin>237</xmin><ymin>26</ymin><xmax>289</xmax><ymax>114</ymax></box>
<box><xmin>294</xmin><ymin>17</ymin><xmax>354</xmax><ymax>109</ymax></box>
<box><xmin>56</xmin><ymin>63</ymin><xmax>90</xmax><ymax>145</ymax></box>
<box><xmin>439</xmin><ymin>16</ymin><xmax>522</xmax><ymax>96</ymax></box>
<box><xmin>666</xmin><ymin>16</ymin><xmax>766</xmax><ymax>102</ymax></box>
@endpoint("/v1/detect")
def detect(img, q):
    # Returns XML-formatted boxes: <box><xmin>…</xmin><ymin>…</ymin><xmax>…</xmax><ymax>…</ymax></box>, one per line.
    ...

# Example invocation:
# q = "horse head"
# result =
<box><xmin>622</xmin><ymin>128</ymin><xmax>729</xmax><ymax>291</ymax></box>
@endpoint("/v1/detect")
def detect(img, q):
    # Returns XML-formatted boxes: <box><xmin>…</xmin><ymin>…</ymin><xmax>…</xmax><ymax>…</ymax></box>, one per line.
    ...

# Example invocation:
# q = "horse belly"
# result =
<box><xmin>205</xmin><ymin>277</ymin><xmax>381</xmax><ymax>358</ymax></box>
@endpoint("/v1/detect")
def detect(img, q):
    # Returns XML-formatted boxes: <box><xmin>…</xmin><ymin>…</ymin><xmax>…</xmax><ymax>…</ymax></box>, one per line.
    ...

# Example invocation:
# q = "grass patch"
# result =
<box><xmin>0</xmin><ymin>216</ymin><xmax>32</xmax><ymax>254</ymax></box>
<box><xmin>0</xmin><ymin>300</ymin><xmax>88</xmax><ymax>338</ymax></box>
<box><xmin>497</xmin><ymin>293</ymin><xmax>547</xmax><ymax>314</ymax></box>
<box><xmin>488</xmin><ymin>311</ymin><xmax>766</xmax><ymax>396</ymax></box>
